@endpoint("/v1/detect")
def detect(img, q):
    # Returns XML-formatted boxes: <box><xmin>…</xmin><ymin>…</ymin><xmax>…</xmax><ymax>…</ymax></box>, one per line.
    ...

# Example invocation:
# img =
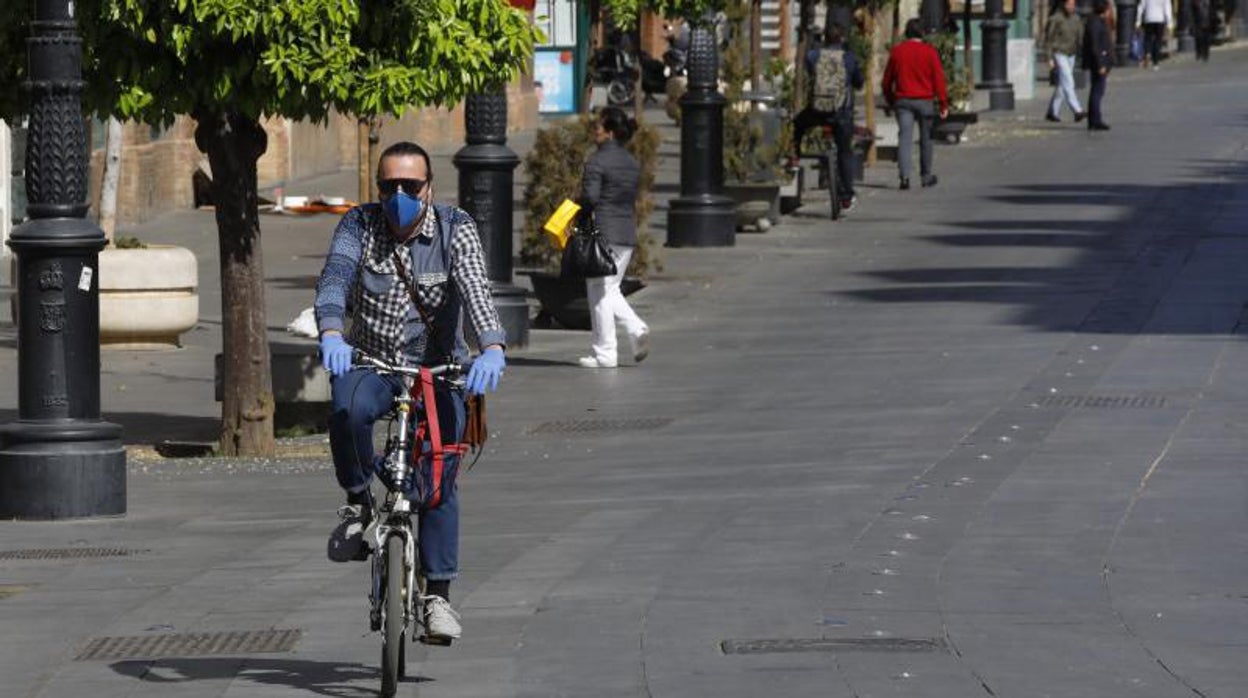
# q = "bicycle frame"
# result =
<box><xmin>353</xmin><ymin>355</ymin><xmax>464</xmax><ymax>638</ymax></box>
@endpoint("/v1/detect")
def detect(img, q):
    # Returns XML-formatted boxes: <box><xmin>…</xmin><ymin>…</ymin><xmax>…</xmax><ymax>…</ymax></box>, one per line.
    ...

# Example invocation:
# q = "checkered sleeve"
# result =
<box><xmin>449</xmin><ymin>212</ymin><xmax>506</xmax><ymax>350</ymax></box>
<box><xmin>314</xmin><ymin>207</ymin><xmax>365</xmax><ymax>334</ymax></box>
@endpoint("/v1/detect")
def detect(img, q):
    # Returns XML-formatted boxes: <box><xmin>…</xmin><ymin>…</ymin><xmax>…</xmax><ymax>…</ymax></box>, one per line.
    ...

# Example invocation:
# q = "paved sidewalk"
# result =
<box><xmin>2</xmin><ymin>44</ymin><xmax>1248</xmax><ymax>697</ymax></box>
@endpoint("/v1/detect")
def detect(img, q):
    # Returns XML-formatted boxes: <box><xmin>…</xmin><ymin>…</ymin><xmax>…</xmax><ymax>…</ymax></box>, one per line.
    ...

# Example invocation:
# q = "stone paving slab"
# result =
<box><xmin>2</xmin><ymin>44</ymin><xmax>1248</xmax><ymax>698</ymax></box>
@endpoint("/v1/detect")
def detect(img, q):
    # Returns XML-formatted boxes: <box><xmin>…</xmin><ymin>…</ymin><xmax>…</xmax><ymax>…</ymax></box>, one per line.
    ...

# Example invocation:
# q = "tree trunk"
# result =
<box><xmin>367</xmin><ymin>118</ymin><xmax>381</xmax><ymax>203</ymax></box>
<box><xmin>193</xmin><ymin>110</ymin><xmax>275</xmax><ymax>458</ymax></box>
<box><xmin>357</xmin><ymin>118</ymin><xmax>370</xmax><ymax>203</ymax></box>
<box><xmin>98</xmin><ymin>117</ymin><xmax>123</xmax><ymax>243</ymax></box>
<box><xmin>750</xmin><ymin>0</ymin><xmax>763</xmax><ymax>89</ymax></box>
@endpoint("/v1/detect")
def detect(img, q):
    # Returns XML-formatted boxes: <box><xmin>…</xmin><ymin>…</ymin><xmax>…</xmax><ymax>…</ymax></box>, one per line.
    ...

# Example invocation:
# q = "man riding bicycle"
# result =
<box><xmin>790</xmin><ymin>23</ymin><xmax>865</xmax><ymax>212</ymax></box>
<box><xmin>314</xmin><ymin>141</ymin><xmax>506</xmax><ymax>643</ymax></box>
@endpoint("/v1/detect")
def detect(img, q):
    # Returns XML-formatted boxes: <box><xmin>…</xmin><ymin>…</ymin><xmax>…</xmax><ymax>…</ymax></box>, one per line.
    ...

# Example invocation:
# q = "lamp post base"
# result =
<box><xmin>492</xmin><ymin>283</ymin><xmax>530</xmax><ymax>349</ymax></box>
<box><xmin>0</xmin><ymin>421</ymin><xmax>126</xmax><ymax>519</ymax></box>
<box><xmin>986</xmin><ymin>85</ymin><xmax>1016</xmax><ymax>111</ymax></box>
<box><xmin>667</xmin><ymin>195</ymin><xmax>736</xmax><ymax>248</ymax></box>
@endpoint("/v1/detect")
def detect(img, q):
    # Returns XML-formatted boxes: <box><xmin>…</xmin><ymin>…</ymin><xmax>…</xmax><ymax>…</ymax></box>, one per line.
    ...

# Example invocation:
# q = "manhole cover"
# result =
<box><xmin>530</xmin><ymin>417</ymin><xmax>673</xmax><ymax>434</ymax></box>
<box><xmin>0</xmin><ymin>547</ymin><xmax>148</xmax><ymax>560</ymax></box>
<box><xmin>1034</xmin><ymin>394</ymin><xmax>1166</xmax><ymax>409</ymax></box>
<box><xmin>75</xmin><ymin>629</ymin><xmax>302</xmax><ymax>660</ymax></box>
<box><xmin>720</xmin><ymin>637</ymin><xmax>945</xmax><ymax>655</ymax></box>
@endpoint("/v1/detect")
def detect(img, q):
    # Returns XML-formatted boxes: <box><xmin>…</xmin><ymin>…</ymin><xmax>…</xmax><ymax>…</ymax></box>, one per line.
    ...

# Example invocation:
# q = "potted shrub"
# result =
<box><xmin>721</xmin><ymin>0</ymin><xmax>788</xmax><ymax>231</ymax></box>
<box><xmin>929</xmin><ymin>30</ymin><xmax>978</xmax><ymax>145</ymax></box>
<box><xmin>519</xmin><ymin>115</ymin><xmax>661</xmax><ymax>330</ymax></box>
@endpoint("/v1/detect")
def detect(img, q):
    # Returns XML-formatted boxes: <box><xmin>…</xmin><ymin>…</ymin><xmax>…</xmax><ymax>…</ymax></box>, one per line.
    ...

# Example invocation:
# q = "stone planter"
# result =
<box><xmin>523</xmin><ymin>270</ymin><xmax>644</xmax><ymax>330</ymax></box>
<box><xmin>99</xmin><ymin>245</ymin><xmax>199</xmax><ymax>348</ymax></box>
<box><xmin>723</xmin><ymin>181</ymin><xmax>781</xmax><ymax>231</ymax></box>
<box><xmin>934</xmin><ymin>111</ymin><xmax>979</xmax><ymax>145</ymax></box>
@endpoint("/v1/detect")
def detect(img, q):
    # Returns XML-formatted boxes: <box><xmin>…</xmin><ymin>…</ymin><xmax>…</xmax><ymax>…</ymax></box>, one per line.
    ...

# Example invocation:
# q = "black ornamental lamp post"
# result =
<box><xmin>976</xmin><ymin>0</ymin><xmax>1015</xmax><ymax>110</ymax></box>
<box><xmin>0</xmin><ymin>0</ymin><xmax>126</xmax><ymax>519</ymax></box>
<box><xmin>452</xmin><ymin>86</ymin><xmax>529</xmax><ymax>349</ymax></box>
<box><xmin>1176</xmin><ymin>0</ymin><xmax>1195</xmax><ymax>52</ymax></box>
<box><xmin>666</xmin><ymin>21</ymin><xmax>735</xmax><ymax>248</ymax></box>
<box><xmin>1114</xmin><ymin>0</ymin><xmax>1140</xmax><ymax>66</ymax></box>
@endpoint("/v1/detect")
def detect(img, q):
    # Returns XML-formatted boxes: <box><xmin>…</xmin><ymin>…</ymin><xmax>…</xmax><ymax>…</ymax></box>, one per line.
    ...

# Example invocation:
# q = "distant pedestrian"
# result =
<box><xmin>791</xmin><ymin>23</ymin><xmax>866</xmax><ymax>212</ymax></box>
<box><xmin>576</xmin><ymin>107</ymin><xmax>650</xmax><ymax>369</ymax></box>
<box><xmin>1084</xmin><ymin>0</ymin><xmax>1114</xmax><ymax>131</ymax></box>
<box><xmin>1136</xmin><ymin>0</ymin><xmax>1171</xmax><ymax>69</ymax></box>
<box><xmin>1044</xmin><ymin>0</ymin><xmax>1086</xmax><ymax>123</ymax></box>
<box><xmin>881</xmin><ymin>18</ymin><xmax>948</xmax><ymax>190</ymax></box>
<box><xmin>1193</xmin><ymin>0</ymin><xmax>1213</xmax><ymax>62</ymax></box>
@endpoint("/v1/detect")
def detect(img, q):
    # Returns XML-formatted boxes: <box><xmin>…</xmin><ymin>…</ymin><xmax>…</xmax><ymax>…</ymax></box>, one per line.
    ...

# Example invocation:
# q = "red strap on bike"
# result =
<box><xmin>409</xmin><ymin>368</ymin><xmax>470</xmax><ymax>509</ymax></box>
<box><xmin>418</xmin><ymin>367</ymin><xmax>445</xmax><ymax>508</ymax></box>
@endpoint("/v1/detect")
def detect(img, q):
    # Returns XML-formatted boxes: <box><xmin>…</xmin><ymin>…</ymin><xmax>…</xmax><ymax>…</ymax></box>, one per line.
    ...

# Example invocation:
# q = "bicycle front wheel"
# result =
<box><xmin>381</xmin><ymin>533</ymin><xmax>406</xmax><ymax>697</ymax></box>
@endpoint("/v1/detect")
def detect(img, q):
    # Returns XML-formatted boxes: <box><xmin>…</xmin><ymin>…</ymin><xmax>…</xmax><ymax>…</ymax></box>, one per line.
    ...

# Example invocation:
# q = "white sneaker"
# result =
<box><xmin>327</xmin><ymin>504</ymin><xmax>371</xmax><ymax>563</ymax></box>
<box><xmin>630</xmin><ymin>330</ymin><xmax>650</xmax><ymax>363</ymax></box>
<box><xmin>422</xmin><ymin>595</ymin><xmax>462</xmax><ymax>641</ymax></box>
<box><xmin>577</xmin><ymin>356</ymin><xmax>618</xmax><ymax>368</ymax></box>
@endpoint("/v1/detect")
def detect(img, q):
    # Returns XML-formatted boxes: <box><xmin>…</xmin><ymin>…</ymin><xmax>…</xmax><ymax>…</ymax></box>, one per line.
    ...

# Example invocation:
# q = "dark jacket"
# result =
<box><xmin>579</xmin><ymin>140</ymin><xmax>641</xmax><ymax>247</ymax></box>
<box><xmin>804</xmin><ymin>43</ymin><xmax>866</xmax><ymax>116</ymax></box>
<box><xmin>1083</xmin><ymin>14</ymin><xmax>1113</xmax><ymax>73</ymax></box>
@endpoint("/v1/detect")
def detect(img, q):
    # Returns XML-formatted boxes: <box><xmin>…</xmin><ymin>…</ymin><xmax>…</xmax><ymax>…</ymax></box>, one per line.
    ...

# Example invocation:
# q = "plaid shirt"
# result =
<box><xmin>315</xmin><ymin>203</ymin><xmax>505</xmax><ymax>364</ymax></box>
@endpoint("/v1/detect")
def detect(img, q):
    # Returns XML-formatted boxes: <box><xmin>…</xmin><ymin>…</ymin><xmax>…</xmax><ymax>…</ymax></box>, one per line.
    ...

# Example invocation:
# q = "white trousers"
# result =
<box><xmin>586</xmin><ymin>245</ymin><xmax>647</xmax><ymax>363</ymax></box>
<box><xmin>1048</xmin><ymin>52</ymin><xmax>1083</xmax><ymax>117</ymax></box>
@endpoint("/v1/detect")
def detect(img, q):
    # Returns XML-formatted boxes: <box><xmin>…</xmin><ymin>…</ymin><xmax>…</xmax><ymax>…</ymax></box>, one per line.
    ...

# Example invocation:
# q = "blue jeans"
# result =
<box><xmin>1048</xmin><ymin>52</ymin><xmax>1083</xmax><ymax>117</ymax></box>
<box><xmin>328</xmin><ymin>368</ymin><xmax>465</xmax><ymax>581</ymax></box>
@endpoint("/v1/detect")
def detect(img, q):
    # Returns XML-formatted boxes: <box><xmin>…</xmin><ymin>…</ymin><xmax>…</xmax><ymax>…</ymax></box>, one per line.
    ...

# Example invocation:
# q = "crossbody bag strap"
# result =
<box><xmin>391</xmin><ymin>245</ymin><xmax>436</xmax><ymax>334</ymax></box>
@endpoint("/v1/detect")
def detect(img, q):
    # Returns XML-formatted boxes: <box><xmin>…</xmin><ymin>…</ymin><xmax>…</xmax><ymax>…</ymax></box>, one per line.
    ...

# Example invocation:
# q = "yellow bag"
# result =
<box><xmin>542</xmin><ymin>199</ymin><xmax>581</xmax><ymax>250</ymax></box>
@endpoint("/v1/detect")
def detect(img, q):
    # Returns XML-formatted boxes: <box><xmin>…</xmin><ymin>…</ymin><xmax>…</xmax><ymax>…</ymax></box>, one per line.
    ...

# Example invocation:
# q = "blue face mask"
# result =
<box><xmin>383</xmin><ymin>191</ymin><xmax>423</xmax><ymax>231</ymax></box>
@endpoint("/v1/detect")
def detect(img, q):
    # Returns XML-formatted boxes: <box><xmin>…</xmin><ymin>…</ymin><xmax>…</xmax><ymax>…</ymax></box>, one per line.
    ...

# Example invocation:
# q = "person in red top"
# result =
<box><xmin>881</xmin><ymin>19</ymin><xmax>949</xmax><ymax>190</ymax></box>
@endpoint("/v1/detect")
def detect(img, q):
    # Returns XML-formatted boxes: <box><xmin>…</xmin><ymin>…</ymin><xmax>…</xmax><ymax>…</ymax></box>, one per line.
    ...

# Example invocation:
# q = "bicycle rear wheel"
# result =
<box><xmin>827</xmin><ymin>148</ymin><xmax>841</xmax><ymax>220</ymax></box>
<box><xmin>381</xmin><ymin>533</ymin><xmax>406</xmax><ymax>697</ymax></box>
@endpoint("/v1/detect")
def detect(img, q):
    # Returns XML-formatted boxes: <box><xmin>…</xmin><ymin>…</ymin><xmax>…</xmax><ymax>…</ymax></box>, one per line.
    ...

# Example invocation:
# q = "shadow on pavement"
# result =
<box><xmin>0</xmin><ymin>409</ymin><xmax>220</xmax><ymax>445</ymax></box>
<box><xmin>109</xmin><ymin>657</ymin><xmax>429</xmax><ymax>697</ymax></box>
<box><xmin>841</xmin><ymin>158</ymin><xmax>1248</xmax><ymax>335</ymax></box>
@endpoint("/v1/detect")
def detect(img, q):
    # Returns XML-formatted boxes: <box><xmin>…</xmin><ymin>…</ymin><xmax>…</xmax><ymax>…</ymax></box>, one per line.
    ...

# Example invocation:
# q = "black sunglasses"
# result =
<box><xmin>377</xmin><ymin>177</ymin><xmax>428</xmax><ymax>197</ymax></box>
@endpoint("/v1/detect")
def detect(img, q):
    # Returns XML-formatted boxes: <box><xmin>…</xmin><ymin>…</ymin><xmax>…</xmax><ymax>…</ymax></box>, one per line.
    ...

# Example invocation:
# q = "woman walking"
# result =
<box><xmin>577</xmin><ymin>107</ymin><xmax>650</xmax><ymax>369</ymax></box>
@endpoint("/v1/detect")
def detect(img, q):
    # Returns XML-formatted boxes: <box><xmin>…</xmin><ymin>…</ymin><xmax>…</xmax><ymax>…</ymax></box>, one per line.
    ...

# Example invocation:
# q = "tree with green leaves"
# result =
<box><xmin>1</xmin><ymin>0</ymin><xmax>538</xmax><ymax>456</ymax></box>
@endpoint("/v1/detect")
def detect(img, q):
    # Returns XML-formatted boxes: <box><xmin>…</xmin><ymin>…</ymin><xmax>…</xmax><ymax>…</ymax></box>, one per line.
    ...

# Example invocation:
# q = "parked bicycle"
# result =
<box><xmin>351</xmin><ymin>351</ymin><xmax>467</xmax><ymax>697</ymax></box>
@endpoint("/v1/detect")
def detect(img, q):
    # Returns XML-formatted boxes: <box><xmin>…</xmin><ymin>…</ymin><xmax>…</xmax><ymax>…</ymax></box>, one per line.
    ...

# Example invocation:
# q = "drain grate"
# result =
<box><xmin>530</xmin><ymin>417</ymin><xmax>673</xmax><ymax>434</ymax></box>
<box><xmin>721</xmin><ymin>637</ymin><xmax>945</xmax><ymax>655</ymax></box>
<box><xmin>1034</xmin><ymin>394</ymin><xmax>1167</xmax><ymax>409</ymax></box>
<box><xmin>0</xmin><ymin>547</ymin><xmax>149</xmax><ymax>560</ymax></box>
<box><xmin>75</xmin><ymin>629</ymin><xmax>302</xmax><ymax>661</ymax></box>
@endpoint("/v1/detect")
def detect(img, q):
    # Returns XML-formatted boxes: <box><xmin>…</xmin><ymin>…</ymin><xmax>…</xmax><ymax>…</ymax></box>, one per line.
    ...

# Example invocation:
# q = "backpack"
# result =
<box><xmin>811</xmin><ymin>48</ymin><xmax>849</xmax><ymax>113</ymax></box>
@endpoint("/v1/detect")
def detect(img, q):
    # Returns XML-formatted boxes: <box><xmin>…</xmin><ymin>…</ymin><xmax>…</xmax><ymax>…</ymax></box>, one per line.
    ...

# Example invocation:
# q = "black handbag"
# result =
<box><xmin>1048</xmin><ymin>66</ymin><xmax>1059</xmax><ymax>86</ymax></box>
<box><xmin>560</xmin><ymin>212</ymin><xmax>617</xmax><ymax>280</ymax></box>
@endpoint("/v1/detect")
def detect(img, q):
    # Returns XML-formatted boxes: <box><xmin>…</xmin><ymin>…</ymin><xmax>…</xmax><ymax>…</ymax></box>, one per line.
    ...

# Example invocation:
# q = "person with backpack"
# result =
<box><xmin>881</xmin><ymin>18</ymin><xmax>948</xmax><ymax>190</ymax></box>
<box><xmin>314</xmin><ymin>141</ymin><xmax>508</xmax><ymax>644</ymax></box>
<box><xmin>790</xmin><ymin>23</ymin><xmax>865</xmax><ymax>212</ymax></box>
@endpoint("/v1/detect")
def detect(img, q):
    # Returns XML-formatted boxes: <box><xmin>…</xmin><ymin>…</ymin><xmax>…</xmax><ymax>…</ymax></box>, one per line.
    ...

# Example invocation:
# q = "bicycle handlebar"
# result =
<box><xmin>351</xmin><ymin>351</ymin><xmax>465</xmax><ymax>381</ymax></box>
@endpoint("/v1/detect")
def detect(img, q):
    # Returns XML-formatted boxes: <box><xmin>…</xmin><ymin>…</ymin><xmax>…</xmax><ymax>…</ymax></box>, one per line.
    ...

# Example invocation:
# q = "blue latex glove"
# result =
<box><xmin>319</xmin><ymin>333</ymin><xmax>353</xmax><ymax>377</ymax></box>
<box><xmin>465</xmin><ymin>347</ymin><xmax>505</xmax><ymax>395</ymax></box>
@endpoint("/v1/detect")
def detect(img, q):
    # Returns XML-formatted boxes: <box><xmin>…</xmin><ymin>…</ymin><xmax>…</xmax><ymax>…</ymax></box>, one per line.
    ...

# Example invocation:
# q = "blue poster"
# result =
<box><xmin>534</xmin><ymin>50</ymin><xmax>576</xmax><ymax>114</ymax></box>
